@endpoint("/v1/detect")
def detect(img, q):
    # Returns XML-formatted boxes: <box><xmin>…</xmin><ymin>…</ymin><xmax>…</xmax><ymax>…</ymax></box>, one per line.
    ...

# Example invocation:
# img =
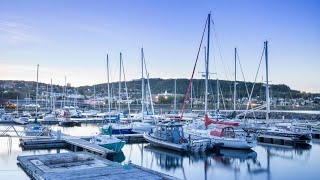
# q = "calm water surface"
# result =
<box><xmin>0</xmin><ymin>124</ymin><xmax>319</xmax><ymax>180</ymax></box>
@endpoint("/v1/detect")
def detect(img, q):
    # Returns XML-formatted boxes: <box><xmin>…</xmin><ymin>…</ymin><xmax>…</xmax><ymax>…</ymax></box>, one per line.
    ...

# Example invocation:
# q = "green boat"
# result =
<box><xmin>90</xmin><ymin>126</ymin><xmax>126</xmax><ymax>152</ymax></box>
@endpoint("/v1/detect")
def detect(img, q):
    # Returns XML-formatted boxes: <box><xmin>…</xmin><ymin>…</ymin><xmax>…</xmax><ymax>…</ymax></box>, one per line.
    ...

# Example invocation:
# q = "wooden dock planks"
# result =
<box><xmin>17</xmin><ymin>152</ymin><xmax>178</xmax><ymax>180</ymax></box>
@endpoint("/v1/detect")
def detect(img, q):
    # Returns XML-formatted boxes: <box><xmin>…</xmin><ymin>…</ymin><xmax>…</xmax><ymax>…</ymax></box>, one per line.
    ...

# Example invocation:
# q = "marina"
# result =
<box><xmin>1</xmin><ymin>1</ymin><xmax>320</xmax><ymax>179</ymax></box>
<box><xmin>0</xmin><ymin>124</ymin><xmax>319</xmax><ymax>180</ymax></box>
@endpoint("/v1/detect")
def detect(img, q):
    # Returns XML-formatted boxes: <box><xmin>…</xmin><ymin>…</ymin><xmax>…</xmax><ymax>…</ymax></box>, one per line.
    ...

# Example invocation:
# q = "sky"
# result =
<box><xmin>0</xmin><ymin>0</ymin><xmax>319</xmax><ymax>93</ymax></box>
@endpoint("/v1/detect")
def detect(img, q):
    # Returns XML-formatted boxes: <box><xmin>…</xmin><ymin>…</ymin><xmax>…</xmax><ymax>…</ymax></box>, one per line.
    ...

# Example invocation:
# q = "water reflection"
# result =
<box><xmin>144</xmin><ymin>145</ymin><xmax>185</xmax><ymax>170</ymax></box>
<box><xmin>0</xmin><ymin>124</ymin><xmax>318</xmax><ymax>180</ymax></box>
<box><xmin>121</xmin><ymin>142</ymin><xmax>316</xmax><ymax>180</ymax></box>
<box><xmin>113</xmin><ymin>151</ymin><xmax>126</xmax><ymax>163</ymax></box>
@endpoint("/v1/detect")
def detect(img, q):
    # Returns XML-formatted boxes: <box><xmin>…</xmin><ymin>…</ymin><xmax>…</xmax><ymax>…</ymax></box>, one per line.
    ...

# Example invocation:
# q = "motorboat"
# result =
<box><xmin>58</xmin><ymin>111</ymin><xmax>81</xmax><ymax>127</ymax></box>
<box><xmin>24</xmin><ymin>125</ymin><xmax>50</xmax><ymax>136</ymax></box>
<box><xmin>90</xmin><ymin>125</ymin><xmax>125</xmax><ymax>152</ymax></box>
<box><xmin>259</xmin><ymin>126</ymin><xmax>312</xmax><ymax>144</ymax></box>
<box><xmin>144</xmin><ymin>122</ymin><xmax>190</xmax><ymax>152</ymax></box>
<box><xmin>209</xmin><ymin>125</ymin><xmax>257</xmax><ymax>149</ymax></box>
<box><xmin>100</xmin><ymin>123</ymin><xmax>132</xmax><ymax>134</ymax></box>
<box><xmin>144</xmin><ymin>122</ymin><xmax>209</xmax><ymax>152</ymax></box>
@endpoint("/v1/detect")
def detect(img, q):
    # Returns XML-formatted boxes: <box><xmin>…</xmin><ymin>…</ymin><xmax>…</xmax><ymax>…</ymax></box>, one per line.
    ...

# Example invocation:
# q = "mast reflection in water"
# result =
<box><xmin>121</xmin><ymin>142</ymin><xmax>317</xmax><ymax>180</ymax></box>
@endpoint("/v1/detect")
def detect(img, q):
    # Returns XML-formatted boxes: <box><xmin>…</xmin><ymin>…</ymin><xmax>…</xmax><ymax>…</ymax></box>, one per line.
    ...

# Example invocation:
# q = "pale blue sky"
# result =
<box><xmin>0</xmin><ymin>0</ymin><xmax>319</xmax><ymax>92</ymax></box>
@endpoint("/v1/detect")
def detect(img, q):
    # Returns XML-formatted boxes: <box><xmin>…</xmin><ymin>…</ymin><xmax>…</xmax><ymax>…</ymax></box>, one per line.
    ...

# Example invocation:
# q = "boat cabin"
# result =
<box><xmin>210</xmin><ymin>125</ymin><xmax>235</xmax><ymax>138</ymax></box>
<box><xmin>153</xmin><ymin>123</ymin><xmax>185</xmax><ymax>144</ymax></box>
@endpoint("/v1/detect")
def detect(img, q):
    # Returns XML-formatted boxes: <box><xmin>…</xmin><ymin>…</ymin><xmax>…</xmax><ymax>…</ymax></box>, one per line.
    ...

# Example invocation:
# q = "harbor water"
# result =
<box><xmin>0</xmin><ymin>124</ymin><xmax>319</xmax><ymax>180</ymax></box>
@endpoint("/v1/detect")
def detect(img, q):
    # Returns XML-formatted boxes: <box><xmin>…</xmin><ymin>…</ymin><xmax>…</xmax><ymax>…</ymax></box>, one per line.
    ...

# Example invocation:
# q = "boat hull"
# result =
<box><xmin>143</xmin><ymin>133</ymin><xmax>188</xmax><ymax>152</ymax></box>
<box><xmin>262</xmin><ymin>131</ymin><xmax>312</xmax><ymax>142</ymax></box>
<box><xmin>211</xmin><ymin>137</ymin><xmax>256</xmax><ymax>149</ymax></box>
<box><xmin>59</xmin><ymin>121</ymin><xmax>81</xmax><ymax>127</ymax></box>
<box><xmin>99</xmin><ymin>141</ymin><xmax>125</xmax><ymax>152</ymax></box>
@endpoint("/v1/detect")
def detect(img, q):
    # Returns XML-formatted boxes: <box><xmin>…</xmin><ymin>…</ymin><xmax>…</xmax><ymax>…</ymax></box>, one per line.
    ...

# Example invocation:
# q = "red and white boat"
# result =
<box><xmin>185</xmin><ymin>114</ymin><xmax>257</xmax><ymax>149</ymax></box>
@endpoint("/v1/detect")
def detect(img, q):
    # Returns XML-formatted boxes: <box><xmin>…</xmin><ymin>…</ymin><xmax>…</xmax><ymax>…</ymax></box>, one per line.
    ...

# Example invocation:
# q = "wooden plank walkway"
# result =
<box><xmin>78</xmin><ymin>134</ymin><xmax>146</xmax><ymax>143</ymax></box>
<box><xmin>17</xmin><ymin>152</ymin><xmax>178</xmax><ymax>180</ymax></box>
<box><xmin>20</xmin><ymin>130</ymin><xmax>117</xmax><ymax>159</ymax></box>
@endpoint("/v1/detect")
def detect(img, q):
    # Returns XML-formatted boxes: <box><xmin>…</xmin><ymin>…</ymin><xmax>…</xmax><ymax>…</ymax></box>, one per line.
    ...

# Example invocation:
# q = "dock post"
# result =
<box><xmin>57</xmin><ymin>130</ymin><xmax>61</xmax><ymax>140</ymax></box>
<box><xmin>215</xmin><ymin>143</ymin><xmax>223</xmax><ymax>156</ymax></box>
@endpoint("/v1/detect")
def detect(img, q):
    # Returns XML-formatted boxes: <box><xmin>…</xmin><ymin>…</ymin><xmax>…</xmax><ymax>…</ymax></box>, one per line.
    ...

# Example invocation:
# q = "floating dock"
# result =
<box><xmin>17</xmin><ymin>152</ymin><xmax>178</xmax><ymax>180</ymax></box>
<box><xmin>20</xmin><ymin>131</ymin><xmax>117</xmax><ymax>160</ymax></box>
<box><xmin>257</xmin><ymin>134</ymin><xmax>310</xmax><ymax>146</ymax></box>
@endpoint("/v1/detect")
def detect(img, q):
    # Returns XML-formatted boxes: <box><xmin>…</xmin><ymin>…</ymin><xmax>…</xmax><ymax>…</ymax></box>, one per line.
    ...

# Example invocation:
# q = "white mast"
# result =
<box><xmin>141</xmin><ymin>48</ymin><xmax>144</xmax><ymax>121</ymax></box>
<box><xmin>143</xmin><ymin>51</ymin><xmax>155</xmax><ymax>117</ymax></box>
<box><xmin>122</xmin><ymin>55</ymin><xmax>131</xmax><ymax>122</ymax></box>
<box><xmin>50</xmin><ymin>79</ymin><xmax>53</xmax><ymax>111</ymax></box>
<box><xmin>234</xmin><ymin>48</ymin><xmax>237</xmax><ymax>112</ymax></box>
<box><xmin>93</xmin><ymin>84</ymin><xmax>96</xmax><ymax>109</ymax></box>
<box><xmin>36</xmin><ymin>64</ymin><xmax>39</xmax><ymax>115</ymax></box>
<box><xmin>64</xmin><ymin>76</ymin><xmax>66</xmax><ymax>107</ymax></box>
<box><xmin>174</xmin><ymin>79</ymin><xmax>177</xmax><ymax>111</ymax></box>
<box><xmin>217</xmin><ymin>78</ymin><xmax>220</xmax><ymax>110</ymax></box>
<box><xmin>107</xmin><ymin>54</ymin><xmax>111</xmax><ymax>120</ymax></box>
<box><xmin>204</xmin><ymin>13</ymin><xmax>211</xmax><ymax>115</ymax></box>
<box><xmin>46</xmin><ymin>84</ymin><xmax>48</xmax><ymax>110</ymax></box>
<box><xmin>119</xmin><ymin>52</ymin><xmax>122</xmax><ymax>113</ymax></box>
<box><xmin>265</xmin><ymin>41</ymin><xmax>270</xmax><ymax>120</ymax></box>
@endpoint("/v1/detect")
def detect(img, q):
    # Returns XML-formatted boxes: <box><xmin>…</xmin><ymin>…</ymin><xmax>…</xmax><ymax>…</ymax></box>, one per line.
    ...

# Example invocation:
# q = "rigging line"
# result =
<box><xmin>236</xmin><ymin>50</ymin><xmax>255</xmax><ymax>118</ymax></box>
<box><xmin>143</xmin><ymin>54</ymin><xmax>155</xmax><ymax>117</ymax></box>
<box><xmin>180</xmin><ymin>16</ymin><xmax>208</xmax><ymax>120</ymax></box>
<box><xmin>243</xmin><ymin>45</ymin><xmax>266</xmax><ymax>119</ymax></box>
<box><xmin>219</xmin><ymin>80</ymin><xmax>227</xmax><ymax>110</ymax></box>
<box><xmin>211</xmin><ymin>20</ymin><xmax>232</xmax><ymax>81</ymax></box>
<box><xmin>122</xmin><ymin>55</ymin><xmax>131</xmax><ymax>121</ymax></box>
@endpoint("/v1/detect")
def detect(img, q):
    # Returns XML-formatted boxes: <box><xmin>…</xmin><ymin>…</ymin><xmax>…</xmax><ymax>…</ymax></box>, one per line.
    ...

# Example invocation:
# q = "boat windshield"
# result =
<box><xmin>222</xmin><ymin>127</ymin><xmax>235</xmax><ymax>138</ymax></box>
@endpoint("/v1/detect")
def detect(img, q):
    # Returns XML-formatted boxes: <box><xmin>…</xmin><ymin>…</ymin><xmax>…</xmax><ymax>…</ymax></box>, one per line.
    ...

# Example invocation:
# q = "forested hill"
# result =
<box><xmin>0</xmin><ymin>79</ymin><xmax>318</xmax><ymax>100</ymax></box>
<box><xmin>78</xmin><ymin>78</ymin><xmax>318</xmax><ymax>100</ymax></box>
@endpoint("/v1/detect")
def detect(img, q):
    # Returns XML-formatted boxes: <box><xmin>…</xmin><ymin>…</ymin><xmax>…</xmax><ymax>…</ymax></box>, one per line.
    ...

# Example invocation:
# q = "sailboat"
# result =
<box><xmin>91</xmin><ymin>54</ymin><xmax>126</xmax><ymax>152</ymax></box>
<box><xmin>128</xmin><ymin>48</ymin><xmax>156</xmax><ymax>134</ymax></box>
<box><xmin>140</xmin><ymin>48</ymin><xmax>157</xmax><ymax>124</ymax></box>
<box><xmin>100</xmin><ymin>53</ymin><xmax>132</xmax><ymax>134</ymax></box>
<box><xmin>257</xmin><ymin>41</ymin><xmax>312</xmax><ymax>144</ymax></box>
<box><xmin>100</xmin><ymin>53</ymin><xmax>133</xmax><ymax>134</ymax></box>
<box><xmin>182</xmin><ymin>13</ymin><xmax>257</xmax><ymax>149</ymax></box>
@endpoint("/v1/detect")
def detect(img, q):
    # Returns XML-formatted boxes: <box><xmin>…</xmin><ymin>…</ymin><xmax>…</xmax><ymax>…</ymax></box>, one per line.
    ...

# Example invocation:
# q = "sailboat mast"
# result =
<box><xmin>119</xmin><ymin>52</ymin><xmax>122</xmax><ymax>113</ymax></box>
<box><xmin>234</xmin><ymin>48</ymin><xmax>237</xmax><ymax>112</ymax></box>
<box><xmin>64</xmin><ymin>76</ymin><xmax>66</xmax><ymax>107</ymax></box>
<box><xmin>36</xmin><ymin>64</ymin><xmax>39</xmax><ymax>115</ymax></box>
<box><xmin>107</xmin><ymin>54</ymin><xmax>111</xmax><ymax>119</ymax></box>
<box><xmin>93</xmin><ymin>85</ymin><xmax>96</xmax><ymax>109</ymax></box>
<box><xmin>174</xmin><ymin>79</ymin><xmax>177</xmax><ymax>111</ymax></box>
<box><xmin>265</xmin><ymin>41</ymin><xmax>270</xmax><ymax>120</ymax></box>
<box><xmin>141</xmin><ymin>48</ymin><xmax>144</xmax><ymax>121</ymax></box>
<box><xmin>46</xmin><ymin>84</ymin><xmax>48</xmax><ymax>110</ymax></box>
<box><xmin>122</xmin><ymin>56</ymin><xmax>131</xmax><ymax>122</ymax></box>
<box><xmin>190</xmin><ymin>82</ymin><xmax>193</xmax><ymax>110</ymax></box>
<box><xmin>204</xmin><ymin>12</ymin><xmax>211</xmax><ymax>115</ymax></box>
<box><xmin>217</xmin><ymin>78</ymin><xmax>220</xmax><ymax>110</ymax></box>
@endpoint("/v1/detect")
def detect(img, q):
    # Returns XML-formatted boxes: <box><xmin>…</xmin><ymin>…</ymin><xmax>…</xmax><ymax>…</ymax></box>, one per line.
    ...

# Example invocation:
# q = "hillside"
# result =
<box><xmin>1</xmin><ymin>79</ymin><xmax>318</xmax><ymax>100</ymax></box>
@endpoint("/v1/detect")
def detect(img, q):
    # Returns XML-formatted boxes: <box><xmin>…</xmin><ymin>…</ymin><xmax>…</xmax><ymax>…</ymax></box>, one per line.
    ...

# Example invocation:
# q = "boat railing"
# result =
<box><xmin>187</xmin><ymin>134</ymin><xmax>211</xmax><ymax>153</ymax></box>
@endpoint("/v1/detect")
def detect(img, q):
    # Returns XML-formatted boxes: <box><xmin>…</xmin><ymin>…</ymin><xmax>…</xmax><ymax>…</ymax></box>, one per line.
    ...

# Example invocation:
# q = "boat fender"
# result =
<box><xmin>4</xmin><ymin>116</ymin><xmax>9</xmax><ymax>121</ymax></box>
